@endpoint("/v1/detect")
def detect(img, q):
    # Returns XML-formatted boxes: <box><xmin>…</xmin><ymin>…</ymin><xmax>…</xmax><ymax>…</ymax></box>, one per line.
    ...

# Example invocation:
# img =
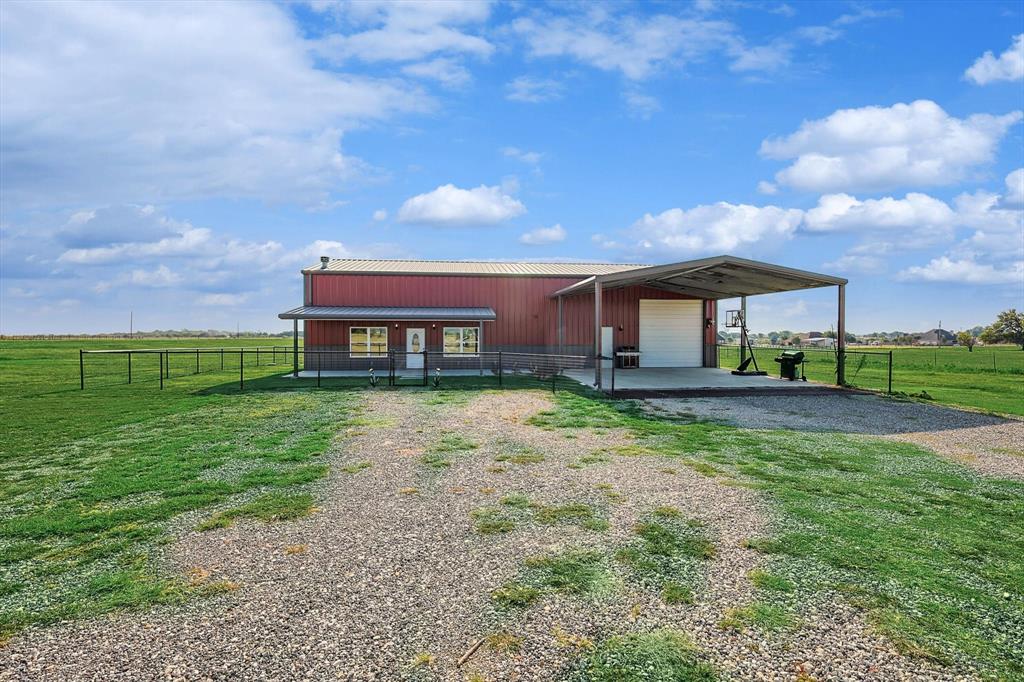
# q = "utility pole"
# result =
<box><xmin>130</xmin><ymin>311</ymin><xmax>133</xmax><ymax>339</ymax></box>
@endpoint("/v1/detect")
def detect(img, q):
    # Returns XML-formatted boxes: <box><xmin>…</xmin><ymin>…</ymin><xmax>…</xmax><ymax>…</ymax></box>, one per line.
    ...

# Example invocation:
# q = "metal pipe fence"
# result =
<box><xmin>716</xmin><ymin>343</ymin><xmax>893</xmax><ymax>393</ymax></box>
<box><xmin>78</xmin><ymin>346</ymin><xmax>587</xmax><ymax>393</ymax></box>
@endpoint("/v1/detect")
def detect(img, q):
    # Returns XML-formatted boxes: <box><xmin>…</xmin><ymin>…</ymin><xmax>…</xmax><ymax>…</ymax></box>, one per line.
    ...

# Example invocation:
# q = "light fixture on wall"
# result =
<box><xmin>431</xmin><ymin>324</ymin><xmax>436</xmax><ymax>329</ymax></box>
<box><xmin>618</xmin><ymin>325</ymin><xmax>623</xmax><ymax>331</ymax></box>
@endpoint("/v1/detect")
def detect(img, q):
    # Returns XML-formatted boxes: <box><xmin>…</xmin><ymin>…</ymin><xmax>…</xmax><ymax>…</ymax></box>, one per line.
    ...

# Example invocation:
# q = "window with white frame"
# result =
<box><xmin>350</xmin><ymin>326</ymin><xmax>387</xmax><ymax>357</ymax></box>
<box><xmin>443</xmin><ymin>326</ymin><xmax>479</xmax><ymax>355</ymax></box>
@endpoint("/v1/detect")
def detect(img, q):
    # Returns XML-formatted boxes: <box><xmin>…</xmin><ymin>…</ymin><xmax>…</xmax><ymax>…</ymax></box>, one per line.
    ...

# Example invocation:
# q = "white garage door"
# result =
<box><xmin>638</xmin><ymin>299</ymin><xmax>703</xmax><ymax>367</ymax></box>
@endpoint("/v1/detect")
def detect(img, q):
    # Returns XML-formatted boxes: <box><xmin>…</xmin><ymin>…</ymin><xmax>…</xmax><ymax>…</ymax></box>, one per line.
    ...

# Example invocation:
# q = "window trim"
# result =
<box><xmin>442</xmin><ymin>325</ymin><xmax>480</xmax><ymax>357</ymax></box>
<box><xmin>349</xmin><ymin>326</ymin><xmax>388</xmax><ymax>358</ymax></box>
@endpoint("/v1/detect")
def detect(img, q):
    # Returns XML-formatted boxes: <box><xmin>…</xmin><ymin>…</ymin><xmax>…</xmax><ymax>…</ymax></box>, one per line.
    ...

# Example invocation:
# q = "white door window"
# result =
<box><xmin>406</xmin><ymin>328</ymin><xmax>425</xmax><ymax>368</ymax></box>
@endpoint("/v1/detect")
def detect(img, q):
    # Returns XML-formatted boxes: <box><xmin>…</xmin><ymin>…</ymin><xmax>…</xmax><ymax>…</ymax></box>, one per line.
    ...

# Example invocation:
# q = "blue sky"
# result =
<box><xmin>1</xmin><ymin>0</ymin><xmax>1021</xmax><ymax>335</ymax></box>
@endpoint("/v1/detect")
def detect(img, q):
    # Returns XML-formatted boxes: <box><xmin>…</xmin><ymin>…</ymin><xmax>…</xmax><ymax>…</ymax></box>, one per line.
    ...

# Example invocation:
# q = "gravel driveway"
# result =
<box><xmin>2</xmin><ymin>389</ymin><xmax>972</xmax><ymax>681</ymax></box>
<box><xmin>649</xmin><ymin>393</ymin><xmax>1024</xmax><ymax>480</ymax></box>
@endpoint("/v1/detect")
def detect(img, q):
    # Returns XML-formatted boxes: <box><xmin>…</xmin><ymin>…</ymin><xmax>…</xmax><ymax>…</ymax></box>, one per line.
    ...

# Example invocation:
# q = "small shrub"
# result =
<box><xmin>409</xmin><ymin>651</ymin><xmax>435</xmax><ymax>668</ymax></box>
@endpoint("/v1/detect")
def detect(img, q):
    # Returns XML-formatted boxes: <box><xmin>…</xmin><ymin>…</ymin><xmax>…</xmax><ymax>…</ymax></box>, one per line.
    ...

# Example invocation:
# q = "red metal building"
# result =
<box><xmin>279</xmin><ymin>256</ymin><xmax>848</xmax><ymax>382</ymax></box>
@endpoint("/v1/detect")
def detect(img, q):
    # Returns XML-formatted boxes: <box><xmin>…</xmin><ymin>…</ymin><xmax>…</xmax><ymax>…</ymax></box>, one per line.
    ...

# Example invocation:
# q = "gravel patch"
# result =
<box><xmin>649</xmin><ymin>393</ymin><xmax>1024</xmax><ymax>480</ymax></box>
<box><xmin>2</xmin><ymin>389</ymin><xmax>975</xmax><ymax>680</ymax></box>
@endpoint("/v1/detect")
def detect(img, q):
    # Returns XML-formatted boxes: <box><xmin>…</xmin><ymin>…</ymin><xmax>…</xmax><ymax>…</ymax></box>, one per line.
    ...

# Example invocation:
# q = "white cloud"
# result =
<box><xmin>804</xmin><ymin>192</ymin><xmax>957</xmax><ymax>235</ymax></box>
<box><xmin>397</xmin><ymin>184</ymin><xmax>526</xmax><ymax>226</ymax></box>
<box><xmin>198</xmin><ymin>293</ymin><xmax>250</xmax><ymax>306</ymax></box>
<box><xmin>401</xmin><ymin>57</ymin><xmax>471</xmax><ymax>88</ymax></box>
<box><xmin>0</xmin><ymin>1</ymin><xmax>429</xmax><ymax>208</ymax></box>
<box><xmin>502</xmin><ymin>147</ymin><xmax>543</xmax><ymax>165</ymax></box>
<box><xmin>627</xmin><ymin>202</ymin><xmax>804</xmax><ymax>255</ymax></box>
<box><xmin>965</xmin><ymin>34</ymin><xmax>1024</xmax><ymax>85</ymax></box>
<box><xmin>58</xmin><ymin>227</ymin><xmax>213</xmax><ymax>265</ymax></box>
<box><xmin>797</xmin><ymin>25</ymin><xmax>842</xmax><ymax>45</ymax></box>
<box><xmin>624</xmin><ymin>90</ymin><xmax>662</xmax><ymax>119</ymax></box>
<box><xmin>520</xmin><ymin>224</ymin><xmax>567</xmax><ymax>245</ymax></box>
<box><xmin>505</xmin><ymin>76</ymin><xmax>564</xmax><ymax>103</ymax></box>
<box><xmin>373</xmin><ymin>209</ymin><xmax>389</xmax><ymax>222</ymax></box>
<box><xmin>761</xmin><ymin>100</ymin><xmax>1022</xmax><ymax>193</ymax></box>
<box><xmin>757</xmin><ymin>181</ymin><xmax>778</xmax><ymax>195</ymax></box>
<box><xmin>1005</xmin><ymin>168</ymin><xmax>1024</xmax><ymax>205</ymax></box>
<box><xmin>312</xmin><ymin>0</ymin><xmax>493</xmax><ymax>63</ymax></box>
<box><xmin>128</xmin><ymin>265</ymin><xmax>182</xmax><ymax>288</ymax></box>
<box><xmin>511</xmin><ymin>12</ymin><xmax>738</xmax><ymax>80</ymax></box>
<box><xmin>729</xmin><ymin>41</ymin><xmax>792</xmax><ymax>73</ymax></box>
<box><xmin>897</xmin><ymin>257</ymin><xmax>1023</xmax><ymax>285</ymax></box>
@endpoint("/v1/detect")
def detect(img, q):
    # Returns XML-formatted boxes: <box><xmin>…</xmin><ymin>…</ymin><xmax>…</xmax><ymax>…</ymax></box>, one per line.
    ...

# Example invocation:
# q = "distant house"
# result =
<box><xmin>803</xmin><ymin>336</ymin><xmax>835</xmax><ymax>348</ymax></box>
<box><xmin>917</xmin><ymin>328</ymin><xmax>955</xmax><ymax>346</ymax></box>
<box><xmin>807</xmin><ymin>331</ymin><xmax>824</xmax><ymax>339</ymax></box>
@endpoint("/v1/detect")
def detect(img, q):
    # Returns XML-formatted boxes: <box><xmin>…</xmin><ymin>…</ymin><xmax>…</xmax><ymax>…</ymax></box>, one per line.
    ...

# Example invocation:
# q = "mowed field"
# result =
<box><xmin>1</xmin><ymin>339</ymin><xmax>1023</xmax><ymax>680</ymax></box>
<box><xmin>719</xmin><ymin>344</ymin><xmax>1024</xmax><ymax>416</ymax></box>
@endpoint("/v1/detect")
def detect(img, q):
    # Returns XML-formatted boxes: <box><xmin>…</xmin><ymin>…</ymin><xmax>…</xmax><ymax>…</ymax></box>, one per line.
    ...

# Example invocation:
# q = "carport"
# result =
<box><xmin>551</xmin><ymin>255</ymin><xmax>848</xmax><ymax>390</ymax></box>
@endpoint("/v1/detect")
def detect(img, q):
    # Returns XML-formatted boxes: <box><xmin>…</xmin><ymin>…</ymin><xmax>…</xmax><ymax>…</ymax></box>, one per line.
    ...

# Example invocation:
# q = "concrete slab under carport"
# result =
<box><xmin>564</xmin><ymin>367</ymin><xmax>850</xmax><ymax>397</ymax></box>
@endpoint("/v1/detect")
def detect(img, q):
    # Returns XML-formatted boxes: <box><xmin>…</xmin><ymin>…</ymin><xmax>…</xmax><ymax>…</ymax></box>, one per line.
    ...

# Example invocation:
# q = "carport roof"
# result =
<box><xmin>551</xmin><ymin>255</ymin><xmax>847</xmax><ymax>300</ymax></box>
<box><xmin>278</xmin><ymin>306</ymin><xmax>497</xmax><ymax>321</ymax></box>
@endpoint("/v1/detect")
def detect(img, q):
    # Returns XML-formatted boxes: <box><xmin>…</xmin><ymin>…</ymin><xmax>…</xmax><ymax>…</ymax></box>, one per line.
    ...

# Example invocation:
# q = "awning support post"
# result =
<box><xmin>292</xmin><ymin>319</ymin><xmax>299</xmax><ymax>377</ymax></box>
<box><xmin>837</xmin><ymin>284</ymin><xmax>846</xmax><ymax>385</ymax></box>
<box><xmin>557</xmin><ymin>295</ymin><xmax>564</xmax><ymax>354</ymax></box>
<box><xmin>740</xmin><ymin>296</ymin><xmax>748</xmax><ymax>366</ymax></box>
<box><xmin>594</xmin><ymin>278</ymin><xmax>603</xmax><ymax>390</ymax></box>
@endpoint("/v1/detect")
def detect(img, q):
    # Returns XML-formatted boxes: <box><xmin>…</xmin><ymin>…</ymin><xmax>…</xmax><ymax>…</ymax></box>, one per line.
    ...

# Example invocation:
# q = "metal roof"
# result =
<box><xmin>278</xmin><ymin>306</ymin><xmax>497</xmax><ymax>321</ymax></box>
<box><xmin>304</xmin><ymin>259</ymin><xmax>642</xmax><ymax>277</ymax></box>
<box><xmin>551</xmin><ymin>255</ymin><xmax>847</xmax><ymax>300</ymax></box>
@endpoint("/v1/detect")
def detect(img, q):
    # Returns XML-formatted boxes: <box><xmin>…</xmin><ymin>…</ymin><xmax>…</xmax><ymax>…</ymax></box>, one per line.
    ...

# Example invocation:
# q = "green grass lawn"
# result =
<box><xmin>529</xmin><ymin>392</ymin><xmax>1024</xmax><ymax>680</ymax></box>
<box><xmin>719</xmin><ymin>344</ymin><xmax>1024</xmax><ymax>416</ymax></box>
<box><xmin>2</xmin><ymin>339</ymin><xmax>1023</xmax><ymax>679</ymax></box>
<box><xmin>0</xmin><ymin>338</ymin><xmax>359</xmax><ymax>639</ymax></box>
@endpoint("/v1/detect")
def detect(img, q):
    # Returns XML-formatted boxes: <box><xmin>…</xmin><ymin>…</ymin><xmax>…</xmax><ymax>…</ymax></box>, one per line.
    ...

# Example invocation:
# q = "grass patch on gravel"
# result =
<box><xmin>0</xmin><ymin>385</ymin><xmax>351</xmax><ymax>640</ymax></box>
<box><xmin>719</xmin><ymin>602</ymin><xmax>797</xmax><ymax>633</ymax></box>
<box><xmin>565</xmin><ymin>629</ymin><xmax>717</xmax><ymax>681</ymax></box>
<box><xmin>530</xmin><ymin>389</ymin><xmax>1024</xmax><ymax>679</ymax></box>
<box><xmin>471</xmin><ymin>496</ymin><xmax>608</xmax><ymax>534</ymax></box>
<box><xmin>616</xmin><ymin>512</ymin><xmax>715</xmax><ymax>605</ymax></box>
<box><xmin>421</xmin><ymin>431</ymin><xmax>479</xmax><ymax>468</ymax></box>
<box><xmin>196</xmin><ymin>492</ymin><xmax>316</xmax><ymax>531</ymax></box>
<box><xmin>493</xmin><ymin>549</ymin><xmax>616</xmax><ymax>609</ymax></box>
<box><xmin>339</xmin><ymin>461</ymin><xmax>372</xmax><ymax>474</ymax></box>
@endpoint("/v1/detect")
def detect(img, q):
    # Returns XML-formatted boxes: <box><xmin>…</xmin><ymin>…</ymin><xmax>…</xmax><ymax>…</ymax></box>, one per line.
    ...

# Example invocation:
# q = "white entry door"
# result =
<box><xmin>638</xmin><ymin>300</ymin><xmax>702</xmax><ymax>367</ymax></box>
<box><xmin>601</xmin><ymin>326</ymin><xmax>614</xmax><ymax>369</ymax></box>
<box><xmin>406</xmin><ymin>328</ymin><xmax>425</xmax><ymax>368</ymax></box>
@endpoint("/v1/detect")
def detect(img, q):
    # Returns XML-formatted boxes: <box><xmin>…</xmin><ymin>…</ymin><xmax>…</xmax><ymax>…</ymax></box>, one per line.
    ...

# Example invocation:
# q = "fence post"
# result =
<box><xmin>273</xmin><ymin>347</ymin><xmax>277</xmax><ymax>365</ymax></box>
<box><xmin>239</xmin><ymin>350</ymin><xmax>244</xmax><ymax>390</ymax></box>
<box><xmin>128</xmin><ymin>352</ymin><xmax>132</xmax><ymax>384</ymax></box>
<box><xmin>79</xmin><ymin>349</ymin><xmax>84</xmax><ymax>390</ymax></box>
<box><xmin>256</xmin><ymin>347</ymin><xmax>260</xmax><ymax>367</ymax></box>
<box><xmin>221</xmin><ymin>347</ymin><xmax>224</xmax><ymax>370</ymax></box>
<box><xmin>888</xmin><ymin>350</ymin><xmax>893</xmax><ymax>394</ymax></box>
<box><xmin>317</xmin><ymin>352</ymin><xmax>321</xmax><ymax>387</ymax></box>
<box><xmin>159</xmin><ymin>352</ymin><xmax>164</xmax><ymax>390</ymax></box>
<box><xmin>423</xmin><ymin>351</ymin><xmax>428</xmax><ymax>387</ymax></box>
<box><xmin>498</xmin><ymin>351</ymin><xmax>503</xmax><ymax>387</ymax></box>
<box><xmin>196</xmin><ymin>348</ymin><xmax>200</xmax><ymax>374</ymax></box>
<box><xmin>611</xmin><ymin>354</ymin><xmax>615</xmax><ymax>395</ymax></box>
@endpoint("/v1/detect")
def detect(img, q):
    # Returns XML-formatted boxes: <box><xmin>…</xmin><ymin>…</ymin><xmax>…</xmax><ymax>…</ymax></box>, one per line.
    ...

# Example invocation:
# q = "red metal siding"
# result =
<box><xmin>309</xmin><ymin>274</ymin><xmax>694</xmax><ymax>348</ymax></box>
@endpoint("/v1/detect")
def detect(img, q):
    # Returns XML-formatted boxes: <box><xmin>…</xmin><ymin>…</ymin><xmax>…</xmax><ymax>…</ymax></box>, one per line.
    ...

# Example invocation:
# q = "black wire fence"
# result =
<box><xmin>717</xmin><ymin>343</ymin><xmax>894</xmax><ymax>392</ymax></box>
<box><xmin>78</xmin><ymin>346</ymin><xmax>588</xmax><ymax>393</ymax></box>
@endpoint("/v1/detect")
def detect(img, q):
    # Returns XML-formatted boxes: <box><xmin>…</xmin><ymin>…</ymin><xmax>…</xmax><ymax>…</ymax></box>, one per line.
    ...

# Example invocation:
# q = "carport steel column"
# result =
<box><xmin>292</xmin><ymin>319</ymin><xmax>299</xmax><ymax>377</ymax></box>
<box><xmin>837</xmin><ymin>284</ymin><xmax>846</xmax><ymax>385</ymax></box>
<box><xmin>593</xmin><ymin>277</ymin><xmax>603</xmax><ymax>390</ymax></box>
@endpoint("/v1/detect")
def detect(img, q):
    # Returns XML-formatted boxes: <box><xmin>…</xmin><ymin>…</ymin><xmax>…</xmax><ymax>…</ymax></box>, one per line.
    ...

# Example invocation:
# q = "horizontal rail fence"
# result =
<box><xmin>716</xmin><ymin>343</ymin><xmax>894</xmax><ymax>393</ymax></box>
<box><xmin>79</xmin><ymin>346</ymin><xmax>587</xmax><ymax>393</ymax></box>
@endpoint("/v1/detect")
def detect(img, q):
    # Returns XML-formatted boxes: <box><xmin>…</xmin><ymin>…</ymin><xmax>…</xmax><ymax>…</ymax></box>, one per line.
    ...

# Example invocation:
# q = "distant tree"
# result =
<box><xmin>956</xmin><ymin>330</ymin><xmax>976</xmax><ymax>352</ymax></box>
<box><xmin>980</xmin><ymin>309</ymin><xmax>1024</xmax><ymax>349</ymax></box>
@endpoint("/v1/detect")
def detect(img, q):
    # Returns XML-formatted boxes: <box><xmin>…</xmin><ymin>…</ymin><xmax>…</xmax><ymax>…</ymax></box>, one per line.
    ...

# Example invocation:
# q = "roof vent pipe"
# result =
<box><xmin>320</xmin><ymin>256</ymin><xmax>330</xmax><ymax>269</ymax></box>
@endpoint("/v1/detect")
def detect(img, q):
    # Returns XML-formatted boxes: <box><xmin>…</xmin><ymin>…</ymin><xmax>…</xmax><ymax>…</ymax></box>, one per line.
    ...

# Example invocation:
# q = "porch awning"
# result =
<box><xmin>550</xmin><ymin>255</ymin><xmax>846</xmax><ymax>300</ymax></box>
<box><xmin>278</xmin><ymin>305</ymin><xmax>496</xmax><ymax>321</ymax></box>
